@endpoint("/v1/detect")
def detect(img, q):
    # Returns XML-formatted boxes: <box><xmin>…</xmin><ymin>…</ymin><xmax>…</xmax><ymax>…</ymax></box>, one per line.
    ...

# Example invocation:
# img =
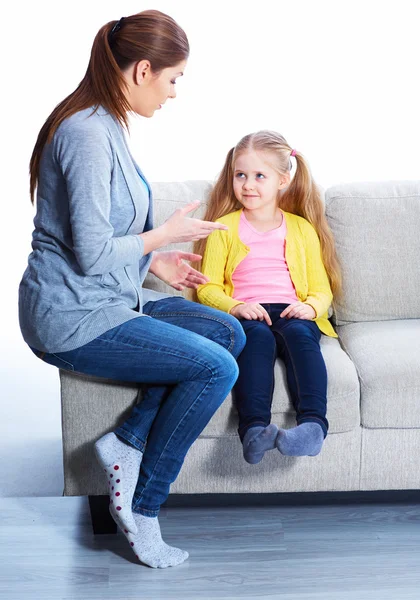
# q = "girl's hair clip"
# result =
<box><xmin>290</xmin><ymin>149</ymin><xmax>297</xmax><ymax>157</ymax></box>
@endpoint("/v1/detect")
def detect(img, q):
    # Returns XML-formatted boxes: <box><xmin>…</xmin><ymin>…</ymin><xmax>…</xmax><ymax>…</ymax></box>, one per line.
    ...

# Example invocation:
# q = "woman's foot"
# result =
<box><xmin>242</xmin><ymin>423</ymin><xmax>279</xmax><ymax>464</ymax></box>
<box><xmin>94</xmin><ymin>432</ymin><xmax>143</xmax><ymax>534</ymax></box>
<box><xmin>276</xmin><ymin>422</ymin><xmax>325</xmax><ymax>456</ymax></box>
<box><xmin>124</xmin><ymin>513</ymin><xmax>189</xmax><ymax>568</ymax></box>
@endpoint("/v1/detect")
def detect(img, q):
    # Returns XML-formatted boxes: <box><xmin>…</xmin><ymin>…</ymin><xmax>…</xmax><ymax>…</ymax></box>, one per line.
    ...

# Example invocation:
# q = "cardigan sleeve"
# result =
<box><xmin>54</xmin><ymin>121</ymin><xmax>145</xmax><ymax>276</ymax></box>
<box><xmin>302</xmin><ymin>221</ymin><xmax>333</xmax><ymax>318</ymax></box>
<box><xmin>197</xmin><ymin>227</ymin><xmax>244</xmax><ymax>314</ymax></box>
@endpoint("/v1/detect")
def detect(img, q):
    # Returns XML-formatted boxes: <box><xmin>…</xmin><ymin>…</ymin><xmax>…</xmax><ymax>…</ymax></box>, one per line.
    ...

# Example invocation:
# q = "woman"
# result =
<box><xmin>19</xmin><ymin>10</ymin><xmax>245</xmax><ymax>569</ymax></box>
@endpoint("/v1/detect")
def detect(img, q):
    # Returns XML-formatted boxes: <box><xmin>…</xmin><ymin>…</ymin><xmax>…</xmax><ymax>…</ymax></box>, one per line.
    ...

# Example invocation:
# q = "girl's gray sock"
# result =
<box><xmin>94</xmin><ymin>432</ymin><xmax>142</xmax><ymax>534</ymax></box>
<box><xmin>242</xmin><ymin>423</ymin><xmax>279</xmax><ymax>464</ymax></box>
<box><xmin>276</xmin><ymin>422</ymin><xmax>325</xmax><ymax>456</ymax></box>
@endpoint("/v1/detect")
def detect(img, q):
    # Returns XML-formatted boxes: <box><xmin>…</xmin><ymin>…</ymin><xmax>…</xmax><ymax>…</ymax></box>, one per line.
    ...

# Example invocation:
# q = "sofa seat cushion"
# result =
<box><xmin>337</xmin><ymin>320</ymin><xmax>420</xmax><ymax>428</ymax></box>
<box><xmin>201</xmin><ymin>335</ymin><xmax>360</xmax><ymax>437</ymax></box>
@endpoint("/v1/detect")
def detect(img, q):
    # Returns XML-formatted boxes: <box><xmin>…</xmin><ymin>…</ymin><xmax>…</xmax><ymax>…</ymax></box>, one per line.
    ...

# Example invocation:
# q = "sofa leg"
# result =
<box><xmin>88</xmin><ymin>495</ymin><xmax>117</xmax><ymax>534</ymax></box>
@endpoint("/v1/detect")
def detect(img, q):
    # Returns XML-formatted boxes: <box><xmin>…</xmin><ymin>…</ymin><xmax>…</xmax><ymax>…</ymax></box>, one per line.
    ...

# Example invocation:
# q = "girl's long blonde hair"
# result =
<box><xmin>195</xmin><ymin>130</ymin><xmax>342</xmax><ymax>298</ymax></box>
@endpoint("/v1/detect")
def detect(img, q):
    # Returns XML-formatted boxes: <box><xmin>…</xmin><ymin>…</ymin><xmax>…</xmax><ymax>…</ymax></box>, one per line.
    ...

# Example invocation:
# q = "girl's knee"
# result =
<box><xmin>243</xmin><ymin>320</ymin><xmax>276</xmax><ymax>346</ymax></box>
<box><xmin>282</xmin><ymin>319</ymin><xmax>320</xmax><ymax>341</ymax></box>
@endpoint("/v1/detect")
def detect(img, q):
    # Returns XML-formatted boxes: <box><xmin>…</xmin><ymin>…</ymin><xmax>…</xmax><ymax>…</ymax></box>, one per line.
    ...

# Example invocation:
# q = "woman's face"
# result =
<box><xmin>125</xmin><ymin>59</ymin><xmax>187</xmax><ymax>117</ymax></box>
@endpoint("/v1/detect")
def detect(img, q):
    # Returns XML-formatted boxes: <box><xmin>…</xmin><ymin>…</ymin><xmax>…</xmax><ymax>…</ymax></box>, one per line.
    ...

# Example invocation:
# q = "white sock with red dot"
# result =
<box><xmin>124</xmin><ymin>513</ymin><xmax>189</xmax><ymax>568</ymax></box>
<box><xmin>94</xmin><ymin>432</ymin><xmax>142</xmax><ymax>535</ymax></box>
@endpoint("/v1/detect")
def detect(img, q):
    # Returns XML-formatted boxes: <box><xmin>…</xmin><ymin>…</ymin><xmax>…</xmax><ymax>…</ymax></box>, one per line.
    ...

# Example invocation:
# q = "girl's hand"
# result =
<box><xmin>149</xmin><ymin>251</ymin><xmax>209</xmax><ymax>291</ymax></box>
<box><xmin>230</xmin><ymin>303</ymin><xmax>272</xmax><ymax>326</ymax></box>
<box><xmin>280</xmin><ymin>302</ymin><xmax>316</xmax><ymax>320</ymax></box>
<box><xmin>160</xmin><ymin>201</ymin><xmax>228</xmax><ymax>244</ymax></box>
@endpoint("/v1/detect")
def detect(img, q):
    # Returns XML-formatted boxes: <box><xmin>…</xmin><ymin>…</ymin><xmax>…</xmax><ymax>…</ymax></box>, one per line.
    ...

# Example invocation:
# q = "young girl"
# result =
<box><xmin>196</xmin><ymin>130</ymin><xmax>341</xmax><ymax>464</ymax></box>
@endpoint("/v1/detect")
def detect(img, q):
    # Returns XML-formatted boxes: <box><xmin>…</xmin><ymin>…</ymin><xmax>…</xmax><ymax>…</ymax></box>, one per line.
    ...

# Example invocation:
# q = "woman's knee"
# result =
<box><xmin>152</xmin><ymin>298</ymin><xmax>246</xmax><ymax>358</ymax></box>
<box><xmin>224</xmin><ymin>313</ymin><xmax>246</xmax><ymax>357</ymax></box>
<box><xmin>223</xmin><ymin>350</ymin><xmax>239</xmax><ymax>384</ymax></box>
<box><xmin>199</xmin><ymin>341</ymin><xmax>239</xmax><ymax>387</ymax></box>
<box><xmin>199</xmin><ymin>308</ymin><xmax>246</xmax><ymax>358</ymax></box>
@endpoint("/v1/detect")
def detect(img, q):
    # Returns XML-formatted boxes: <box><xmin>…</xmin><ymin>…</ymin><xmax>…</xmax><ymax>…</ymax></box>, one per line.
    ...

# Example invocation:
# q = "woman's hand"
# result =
<box><xmin>149</xmin><ymin>250</ymin><xmax>209</xmax><ymax>291</ymax></box>
<box><xmin>230</xmin><ymin>303</ymin><xmax>272</xmax><ymax>326</ymax></box>
<box><xmin>280</xmin><ymin>302</ymin><xmax>316</xmax><ymax>320</ymax></box>
<box><xmin>160</xmin><ymin>201</ymin><xmax>228</xmax><ymax>244</ymax></box>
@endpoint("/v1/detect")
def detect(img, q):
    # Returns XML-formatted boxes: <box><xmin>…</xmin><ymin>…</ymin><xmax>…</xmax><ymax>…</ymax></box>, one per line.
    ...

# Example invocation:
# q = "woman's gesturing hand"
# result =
<box><xmin>230</xmin><ymin>303</ymin><xmax>272</xmax><ymax>326</ymax></box>
<box><xmin>161</xmin><ymin>201</ymin><xmax>228</xmax><ymax>243</ymax></box>
<box><xmin>149</xmin><ymin>250</ymin><xmax>209</xmax><ymax>291</ymax></box>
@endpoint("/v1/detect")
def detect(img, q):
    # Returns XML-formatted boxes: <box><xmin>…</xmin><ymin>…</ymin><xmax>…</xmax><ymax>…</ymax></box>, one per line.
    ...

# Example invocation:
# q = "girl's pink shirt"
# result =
<box><xmin>232</xmin><ymin>211</ymin><xmax>299</xmax><ymax>305</ymax></box>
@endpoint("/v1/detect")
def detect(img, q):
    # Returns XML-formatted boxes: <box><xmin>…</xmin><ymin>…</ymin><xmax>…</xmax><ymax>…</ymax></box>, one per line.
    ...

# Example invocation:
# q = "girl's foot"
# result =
<box><xmin>94</xmin><ymin>432</ymin><xmax>143</xmax><ymax>534</ymax></box>
<box><xmin>276</xmin><ymin>422</ymin><xmax>324</xmax><ymax>456</ymax></box>
<box><xmin>242</xmin><ymin>423</ymin><xmax>279</xmax><ymax>464</ymax></box>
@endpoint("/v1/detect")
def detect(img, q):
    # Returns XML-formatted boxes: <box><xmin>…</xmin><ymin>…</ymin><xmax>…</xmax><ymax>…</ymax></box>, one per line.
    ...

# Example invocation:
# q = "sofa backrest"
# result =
<box><xmin>325</xmin><ymin>181</ymin><xmax>420</xmax><ymax>325</ymax></box>
<box><xmin>146</xmin><ymin>179</ymin><xmax>420</xmax><ymax>324</ymax></box>
<box><xmin>144</xmin><ymin>180</ymin><xmax>213</xmax><ymax>296</ymax></box>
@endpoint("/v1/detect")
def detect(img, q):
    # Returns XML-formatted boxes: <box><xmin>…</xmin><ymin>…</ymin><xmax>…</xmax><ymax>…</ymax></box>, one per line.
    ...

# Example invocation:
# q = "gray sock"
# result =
<box><xmin>276</xmin><ymin>422</ymin><xmax>325</xmax><ymax>456</ymax></box>
<box><xmin>124</xmin><ymin>513</ymin><xmax>189</xmax><ymax>568</ymax></box>
<box><xmin>94</xmin><ymin>432</ymin><xmax>142</xmax><ymax>534</ymax></box>
<box><xmin>242</xmin><ymin>423</ymin><xmax>279</xmax><ymax>464</ymax></box>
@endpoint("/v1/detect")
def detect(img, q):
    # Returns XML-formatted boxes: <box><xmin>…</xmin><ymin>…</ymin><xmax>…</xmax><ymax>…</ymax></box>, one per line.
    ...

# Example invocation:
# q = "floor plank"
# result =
<box><xmin>1</xmin><ymin>497</ymin><xmax>419</xmax><ymax>599</ymax></box>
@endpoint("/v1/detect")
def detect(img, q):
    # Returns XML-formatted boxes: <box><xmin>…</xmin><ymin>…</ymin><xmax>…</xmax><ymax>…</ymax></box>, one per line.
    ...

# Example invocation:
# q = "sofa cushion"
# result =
<box><xmin>201</xmin><ymin>335</ymin><xmax>360</xmax><ymax>437</ymax></box>
<box><xmin>325</xmin><ymin>181</ymin><xmax>420</xmax><ymax>326</ymax></box>
<box><xmin>337</xmin><ymin>320</ymin><xmax>420</xmax><ymax>428</ymax></box>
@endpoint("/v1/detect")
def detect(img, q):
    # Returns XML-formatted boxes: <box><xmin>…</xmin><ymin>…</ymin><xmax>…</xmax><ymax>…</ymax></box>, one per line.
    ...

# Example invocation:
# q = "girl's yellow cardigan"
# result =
<box><xmin>197</xmin><ymin>209</ymin><xmax>337</xmax><ymax>338</ymax></box>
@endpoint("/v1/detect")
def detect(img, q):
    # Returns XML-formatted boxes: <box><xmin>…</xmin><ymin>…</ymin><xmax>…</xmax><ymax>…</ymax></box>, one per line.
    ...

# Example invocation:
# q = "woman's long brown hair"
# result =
<box><xmin>29</xmin><ymin>10</ymin><xmax>189</xmax><ymax>203</ymax></box>
<box><xmin>195</xmin><ymin>131</ymin><xmax>342</xmax><ymax>298</ymax></box>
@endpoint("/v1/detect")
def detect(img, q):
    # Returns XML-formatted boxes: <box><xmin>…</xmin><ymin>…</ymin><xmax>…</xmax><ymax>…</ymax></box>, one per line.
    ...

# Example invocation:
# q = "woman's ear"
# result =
<box><xmin>133</xmin><ymin>60</ymin><xmax>152</xmax><ymax>86</ymax></box>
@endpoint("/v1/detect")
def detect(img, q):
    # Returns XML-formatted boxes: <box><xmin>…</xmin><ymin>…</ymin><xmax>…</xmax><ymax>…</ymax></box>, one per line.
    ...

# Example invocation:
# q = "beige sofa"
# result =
<box><xmin>60</xmin><ymin>180</ymin><xmax>420</xmax><ymax>532</ymax></box>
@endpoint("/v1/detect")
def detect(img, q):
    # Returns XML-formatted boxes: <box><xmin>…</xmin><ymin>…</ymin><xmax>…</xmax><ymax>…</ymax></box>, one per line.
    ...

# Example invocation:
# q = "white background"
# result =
<box><xmin>1</xmin><ymin>0</ymin><xmax>419</xmax><ymax>496</ymax></box>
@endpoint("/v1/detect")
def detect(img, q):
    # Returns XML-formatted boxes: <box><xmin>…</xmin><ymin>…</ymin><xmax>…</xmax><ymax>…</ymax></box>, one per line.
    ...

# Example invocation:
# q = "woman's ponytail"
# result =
<box><xmin>29</xmin><ymin>10</ymin><xmax>189</xmax><ymax>204</ymax></box>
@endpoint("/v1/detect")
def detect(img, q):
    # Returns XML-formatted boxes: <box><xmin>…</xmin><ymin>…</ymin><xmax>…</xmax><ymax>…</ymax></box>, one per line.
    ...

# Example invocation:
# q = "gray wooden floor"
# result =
<box><xmin>1</xmin><ymin>496</ymin><xmax>419</xmax><ymax>600</ymax></box>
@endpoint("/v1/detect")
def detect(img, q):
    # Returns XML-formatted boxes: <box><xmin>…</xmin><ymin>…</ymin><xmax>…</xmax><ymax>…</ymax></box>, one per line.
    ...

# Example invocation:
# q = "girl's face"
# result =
<box><xmin>125</xmin><ymin>59</ymin><xmax>187</xmax><ymax>117</ymax></box>
<box><xmin>233</xmin><ymin>150</ymin><xmax>289</xmax><ymax>212</ymax></box>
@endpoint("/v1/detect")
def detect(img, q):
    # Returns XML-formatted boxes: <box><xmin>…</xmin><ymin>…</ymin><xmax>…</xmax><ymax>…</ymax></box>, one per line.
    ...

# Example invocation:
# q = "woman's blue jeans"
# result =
<box><xmin>30</xmin><ymin>297</ymin><xmax>246</xmax><ymax>516</ymax></box>
<box><xmin>235</xmin><ymin>303</ymin><xmax>329</xmax><ymax>441</ymax></box>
